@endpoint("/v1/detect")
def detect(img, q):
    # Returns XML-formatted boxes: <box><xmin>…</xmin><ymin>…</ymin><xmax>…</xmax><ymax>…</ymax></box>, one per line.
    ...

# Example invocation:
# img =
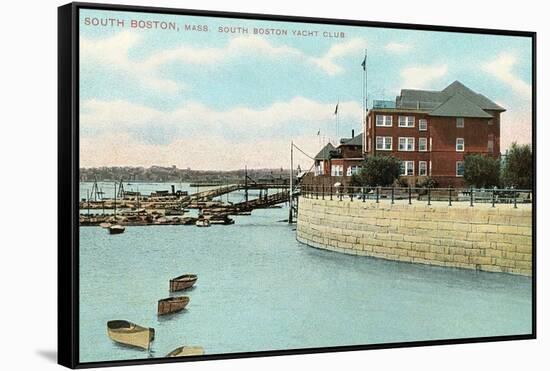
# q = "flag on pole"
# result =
<box><xmin>334</xmin><ymin>102</ymin><xmax>339</xmax><ymax>115</ymax></box>
<box><xmin>317</xmin><ymin>129</ymin><xmax>320</xmax><ymax>135</ymax></box>
<box><xmin>361</xmin><ymin>55</ymin><xmax>366</xmax><ymax>71</ymax></box>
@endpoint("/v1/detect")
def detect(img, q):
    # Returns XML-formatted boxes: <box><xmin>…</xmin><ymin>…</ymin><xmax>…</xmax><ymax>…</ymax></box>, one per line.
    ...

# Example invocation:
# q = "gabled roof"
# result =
<box><xmin>392</xmin><ymin>80</ymin><xmax>505</xmax><ymax>116</ymax></box>
<box><xmin>398</xmin><ymin>89</ymin><xmax>445</xmax><ymax>110</ymax></box>
<box><xmin>314</xmin><ymin>142</ymin><xmax>336</xmax><ymax>160</ymax></box>
<box><xmin>441</xmin><ymin>81</ymin><xmax>505</xmax><ymax>111</ymax></box>
<box><xmin>339</xmin><ymin>133</ymin><xmax>363</xmax><ymax>146</ymax></box>
<box><xmin>429</xmin><ymin>93</ymin><xmax>493</xmax><ymax>118</ymax></box>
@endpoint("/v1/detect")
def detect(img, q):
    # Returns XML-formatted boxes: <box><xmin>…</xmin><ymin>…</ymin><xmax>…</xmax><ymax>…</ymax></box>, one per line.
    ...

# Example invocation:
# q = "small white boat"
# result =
<box><xmin>195</xmin><ymin>218</ymin><xmax>210</xmax><ymax>227</ymax></box>
<box><xmin>99</xmin><ymin>222</ymin><xmax>111</xmax><ymax>229</ymax></box>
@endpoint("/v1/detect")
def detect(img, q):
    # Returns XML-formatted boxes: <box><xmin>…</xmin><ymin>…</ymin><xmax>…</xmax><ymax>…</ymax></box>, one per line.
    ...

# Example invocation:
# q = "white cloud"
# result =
<box><xmin>384</xmin><ymin>42</ymin><xmax>412</xmax><ymax>53</ymax></box>
<box><xmin>81</xmin><ymin>31</ymin><xmax>368</xmax><ymax>92</ymax></box>
<box><xmin>81</xmin><ymin>97</ymin><xmax>361</xmax><ymax>133</ymax></box>
<box><xmin>400</xmin><ymin>64</ymin><xmax>448</xmax><ymax>89</ymax></box>
<box><xmin>499</xmin><ymin>102</ymin><xmax>532</xmax><ymax>150</ymax></box>
<box><xmin>310</xmin><ymin>38</ymin><xmax>368</xmax><ymax>75</ymax></box>
<box><xmin>80</xmin><ymin>32</ymin><xmax>183</xmax><ymax>93</ymax></box>
<box><xmin>80</xmin><ymin>132</ymin><xmax>324</xmax><ymax>171</ymax></box>
<box><xmin>80</xmin><ymin>97</ymin><xmax>363</xmax><ymax>169</ymax></box>
<box><xmin>483</xmin><ymin>53</ymin><xmax>531</xmax><ymax>98</ymax></box>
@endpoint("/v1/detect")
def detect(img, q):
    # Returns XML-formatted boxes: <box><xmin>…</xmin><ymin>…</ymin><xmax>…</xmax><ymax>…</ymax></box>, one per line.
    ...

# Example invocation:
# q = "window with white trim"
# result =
<box><xmin>488</xmin><ymin>134</ymin><xmax>494</xmax><ymax>153</ymax></box>
<box><xmin>419</xmin><ymin>119</ymin><xmax>428</xmax><ymax>131</ymax></box>
<box><xmin>398</xmin><ymin>137</ymin><xmax>415</xmax><ymax>151</ymax></box>
<box><xmin>399</xmin><ymin>116</ymin><xmax>415</xmax><ymax>127</ymax></box>
<box><xmin>456</xmin><ymin>138</ymin><xmax>465</xmax><ymax>152</ymax></box>
<box><xmin>400</xmin><ymin>161</ymin><xmax>414</xmax><ymax>176</ymax></box>
<box><xmin>376</xmin><ymin>136</ymin><xmax>392</xmax><ymax>150</ymax></box>
<box><xmin>315</xmin><ymin>164</ymin><xmax>324</xmax><ymax>176</ymax></box>
<box><xmin>456</xmin><ymin>161</ymin><xmax>465</xmax><ymax>177</ymax></box>
<box><xmin>429</xmin><ymin>161</ymin><xmax>432</xmax><ymax>176</ymax></box>
<box><xmin>347</xmin><ymin>165</ymin><xmax>359</xmax><ymax>176</ymax></box>
<box><xmin>456</xmin><ymin>117</ymin><xmax>464</xmax><ymax>128</ymax></box>
<box><xmin>331</xmin><ymin>164</ymin><xmax>343</xmax><ymax>177</ymax></box>
<box><xmin>376</xmin><ymin>115</ymin><xmax>393</xmax><ymax>127</ymax></box>
<box><xmin>418</xmin><ymin>138</ymin><xmax>428</xmax><ymax>152</ymax></box>
<box><xmin>419</xmin><ymin>161</ymin><xmax>428</xmax><ymax>176</ymax></box>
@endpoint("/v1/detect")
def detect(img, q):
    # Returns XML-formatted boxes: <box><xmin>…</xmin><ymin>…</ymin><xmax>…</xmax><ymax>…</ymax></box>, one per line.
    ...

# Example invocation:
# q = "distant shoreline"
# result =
<box><xmin>80</xmin><ymin>166</ymin><xmax>291</xmax><ymax>184</ymax></box>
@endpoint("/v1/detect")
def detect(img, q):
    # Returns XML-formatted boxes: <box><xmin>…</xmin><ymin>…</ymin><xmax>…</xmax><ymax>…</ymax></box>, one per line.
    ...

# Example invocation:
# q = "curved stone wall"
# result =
<box><xmin>296</xmin><ymin>197</ymin><xmax>532</xmax><ymax>276</ymax></box>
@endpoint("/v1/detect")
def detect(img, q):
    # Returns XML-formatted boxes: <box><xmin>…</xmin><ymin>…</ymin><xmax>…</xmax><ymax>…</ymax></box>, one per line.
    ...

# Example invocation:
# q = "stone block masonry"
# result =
<box><xmin>296</xmin><ymin>197</ymin><xmax>532</xmax><ymax>276</ymax></box>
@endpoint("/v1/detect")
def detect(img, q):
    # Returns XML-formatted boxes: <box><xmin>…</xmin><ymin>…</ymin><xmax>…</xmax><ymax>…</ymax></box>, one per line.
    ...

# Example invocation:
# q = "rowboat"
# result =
<box><xmin>99</xmin><ymin>222</ymin><xmax>111</xmax><ymax>228</ymax></box>
<box><xmin>108</xmin><ymin>225</ymin><xmax>125</xmax><ymax>234</ymax></box>
<box><xmin>166</xmin><ymin>346</ymin><xmax>205</xmax><ymax>357</ymax></box>
<box><xmin>169</xmin><ymin>274</ymin><xmax>198</xmax><ymax>292</ymax></box>
<box><xmin>106</xmin><ymin>320</ymin><xmax>154</xmax><ymax>350</ymax></box>
<box><xmin>157</xmin><ymin>296</ymin><xmax>190</xmax><ymax>315</ymax></box>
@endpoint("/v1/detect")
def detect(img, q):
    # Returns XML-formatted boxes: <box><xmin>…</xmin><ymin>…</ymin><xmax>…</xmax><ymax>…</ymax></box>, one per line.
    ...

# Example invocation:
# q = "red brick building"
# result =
<box><xmin>364</xmin><ymin>81</ymin><xmax>504</xmax><ymax>187</ymax></box>
<box><xmin>311</xmin><ymin>133</ymin><xmax>364</xmax><ymax>186</ymax></box>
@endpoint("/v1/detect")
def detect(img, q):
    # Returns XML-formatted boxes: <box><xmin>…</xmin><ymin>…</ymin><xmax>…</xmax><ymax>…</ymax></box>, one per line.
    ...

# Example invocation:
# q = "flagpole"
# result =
<box><xmin>365</xmin><ymin>49</ymin><xmax>368</xmax><ymax>112</ymax></box>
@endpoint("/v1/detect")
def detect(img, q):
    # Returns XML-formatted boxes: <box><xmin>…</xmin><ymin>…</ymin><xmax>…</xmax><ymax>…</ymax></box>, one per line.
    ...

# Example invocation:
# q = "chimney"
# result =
<box><xmin>352</xmin><ymin>129</ymin><xmax>355</xmax><ymax>138</ymax></box>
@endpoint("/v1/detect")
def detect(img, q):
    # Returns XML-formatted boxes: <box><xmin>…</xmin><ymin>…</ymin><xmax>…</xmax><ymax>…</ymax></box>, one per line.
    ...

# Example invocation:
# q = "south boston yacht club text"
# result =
<box><xmin>83</xmin><ymin>17</ymin><xmax>347</xmax><ymax>38</ymax></box>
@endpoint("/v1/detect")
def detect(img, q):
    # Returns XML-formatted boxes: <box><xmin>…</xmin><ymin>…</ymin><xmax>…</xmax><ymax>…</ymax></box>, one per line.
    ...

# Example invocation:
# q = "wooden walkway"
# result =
<box><xmin>202</xmin><ymin>191</ymin><xmax>290</xmax><ymax>214</ymax></box>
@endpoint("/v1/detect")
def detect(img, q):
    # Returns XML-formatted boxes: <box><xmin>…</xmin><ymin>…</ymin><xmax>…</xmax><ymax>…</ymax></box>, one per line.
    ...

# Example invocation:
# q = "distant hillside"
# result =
<box><xmin>79</xmin><ymin>166</ymin><xmax>290</xmax><ymax>183</ymax></box>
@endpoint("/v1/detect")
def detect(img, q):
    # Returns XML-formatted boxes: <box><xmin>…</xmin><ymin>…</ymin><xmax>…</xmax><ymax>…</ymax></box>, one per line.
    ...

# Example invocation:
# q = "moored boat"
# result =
<box><xmin>107</xmin><ymin>320</ymin><xmax>154</xmax><ymax>350</ymax></box>
<box><xmin>99</xmin><ymin>222</ymin><xmax>111</xmax><ymax>228</ymax></box>
<box><xmin>169</xmin><ymin>274</ymin><xmax>198</xmax><ymax>292</ymax></box>
<box><xmin>157</xmin><ymin>296</ymin><xmax>190</xmax><ymax>315</ymax></box>
<box><xmin>166</xmin><ymin>346</ymin><xmax>205</xmax><ymax>357</ymax></box>
<box><xmin>108</xmin><ymin>225</ymin><xmax>125</xmax><ymax>234</ymax></box>
<box><xmin>195</xmin><ymin>218</ymin><xmax>210</xmax><ymax>227</ymax></box>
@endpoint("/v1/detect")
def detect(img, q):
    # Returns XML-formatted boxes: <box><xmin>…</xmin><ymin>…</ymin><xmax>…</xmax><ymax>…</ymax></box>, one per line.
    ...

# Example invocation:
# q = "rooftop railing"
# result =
<box><xmin>300</xmin><ymin>185</ymin><xmax>532</xmax><ymax>208</ymax></box>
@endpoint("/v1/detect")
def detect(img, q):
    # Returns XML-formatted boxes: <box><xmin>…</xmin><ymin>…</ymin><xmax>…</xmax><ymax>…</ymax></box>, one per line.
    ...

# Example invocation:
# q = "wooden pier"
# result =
<box><xmin>79</xmin><ymin>182</ymin><xmax>296</xmax><ymax>227</ymax></box>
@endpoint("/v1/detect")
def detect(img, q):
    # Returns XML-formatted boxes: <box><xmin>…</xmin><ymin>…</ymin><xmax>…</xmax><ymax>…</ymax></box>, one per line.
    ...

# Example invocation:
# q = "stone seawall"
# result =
<box><xmin>296</xmin><ymin>197</ymin><xmax>532</xmax><ymax>276</ymax></box>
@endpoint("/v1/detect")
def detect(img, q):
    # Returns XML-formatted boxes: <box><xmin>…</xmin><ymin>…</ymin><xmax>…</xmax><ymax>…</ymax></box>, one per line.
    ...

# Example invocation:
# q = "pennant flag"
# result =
<box><xmin>317</xmin><ymin>129</ymin><xmax>321</xmax><ymax>135</ymax></box>
<box><xmin>361</xmin><ymin>55</ymin><xmax>366</xmax><ymax>71</ymax></box>
<box><xmin>334</xmin><ymin>102</ymin><xmax>339</xmax><ymax>115</ymax></box>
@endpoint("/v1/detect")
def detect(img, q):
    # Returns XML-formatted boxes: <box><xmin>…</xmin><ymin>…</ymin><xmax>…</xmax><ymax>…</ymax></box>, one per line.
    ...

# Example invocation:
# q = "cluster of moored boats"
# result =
<box><xmin>106</xmin><ymin>273</ymin><xmax>204</xmax><ymax>357</ymax></box>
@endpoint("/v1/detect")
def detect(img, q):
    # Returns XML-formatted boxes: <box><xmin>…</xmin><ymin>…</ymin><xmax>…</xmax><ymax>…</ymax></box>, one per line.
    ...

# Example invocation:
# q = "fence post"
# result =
<box><xmin>408</xmin><ymin>186</ymin><xmax>412</xmax><ymax>205</ymax></box>
<box><xmin>391</xmin><ymin>187</ymin><xmax>395</xmax><ymax>204</ymax></box>
<box><xmin>492</xmin><ymin>189</ymin><xmax>495</xmax><ymax>207</ymax></box>
<box><xmin>330</xmin><ymin>186</ymin><xmax>333</xmax><ymax>201</ymax></box>
<box><xmin>339</xmin><ymin>186</ymin><xmax>343</xmax><ymax>201</ymax></box>
<box><xmin>376</xmin><ymin>186</ymin><xmax>380</xmax><ymax>203</ymax></box>
<box><xmin>322</xmin><ymin>184</ymin><xmax>325</xmax><ymax>200</ymax></box>
<box><xmin>350</xmin><ymin>186</ymin><xmax>354</xmax><ymax>202</ymax></box>
<box><xmin>316</xmin><ymin>185</ymin><xmax>319</xmax><ymax>199</ymax></box>
<box><xmin>428</xmin><ymin>188</ymin><xmax>431</xmax><ymax>206</ymax></box>
<box><xmin>362</xmin><ymin>187</ymin><xmax>366</xmax><ymax>202</ymax></box>
<box><xmin>514</xmin><ymin>191</ymin><xmax>517</xmax><ymax>208</ymax></box>
<box><xmin>448</xmin><ymin>186</ymin><xmax>452</xmax><ymax>206</ymax></box>
<box><xmin>470</xmin><ymin>187</ymin><xmax>474</xmax><ymax>207</ymax></box>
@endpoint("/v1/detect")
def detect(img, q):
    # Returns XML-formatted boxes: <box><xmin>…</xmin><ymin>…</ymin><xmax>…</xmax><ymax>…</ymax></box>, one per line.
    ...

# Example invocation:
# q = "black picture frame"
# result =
<box><xmin>58</xmin><ymin>2</ymin><xmax>537</xmax><ymax>368</ymax></box>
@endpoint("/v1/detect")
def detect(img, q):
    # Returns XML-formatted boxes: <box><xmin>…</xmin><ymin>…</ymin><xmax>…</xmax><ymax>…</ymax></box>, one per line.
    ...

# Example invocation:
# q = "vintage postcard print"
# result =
<box><xmin>65</xmin><ymin>3</ymin><xmax>535</xmax><ymax>367</ymax></box>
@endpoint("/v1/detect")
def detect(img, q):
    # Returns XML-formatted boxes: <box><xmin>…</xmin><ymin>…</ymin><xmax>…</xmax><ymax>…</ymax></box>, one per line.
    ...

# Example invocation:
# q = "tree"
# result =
<box><xmin>463</xmin><ymin>154</ymin><xmax>500</xmax><ymax>188</ymax></box>
<box><xmin>350</xmin><ymin>155</ymin><xmax>401</xmax><ymax>186</ymax></box>
<box><xmin>502</xmin><ymin>142</ymin><xmax>532</xmax><ymax>189</ymax></box>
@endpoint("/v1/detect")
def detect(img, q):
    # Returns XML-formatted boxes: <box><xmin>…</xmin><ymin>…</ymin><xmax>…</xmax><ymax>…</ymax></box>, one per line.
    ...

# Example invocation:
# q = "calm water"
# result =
<box><xmin>79</xmin><ymin>184</ymin><xmax>532</xmax><ymax>363</ymax></box>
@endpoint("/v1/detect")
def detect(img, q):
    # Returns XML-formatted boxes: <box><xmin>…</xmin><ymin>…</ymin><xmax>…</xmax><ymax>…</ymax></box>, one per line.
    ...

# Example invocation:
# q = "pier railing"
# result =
<box><xmin>300</xmin><ymin>184</ymin><xmax>532</xmax><ymax>208</ymax></box>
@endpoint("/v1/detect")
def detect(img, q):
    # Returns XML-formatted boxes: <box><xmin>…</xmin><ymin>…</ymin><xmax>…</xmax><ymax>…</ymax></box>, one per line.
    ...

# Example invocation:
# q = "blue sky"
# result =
<box><xmin>79</xmin><ymin>8</ymin><xmax>532</xmax><ymax>170</ymax></box>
